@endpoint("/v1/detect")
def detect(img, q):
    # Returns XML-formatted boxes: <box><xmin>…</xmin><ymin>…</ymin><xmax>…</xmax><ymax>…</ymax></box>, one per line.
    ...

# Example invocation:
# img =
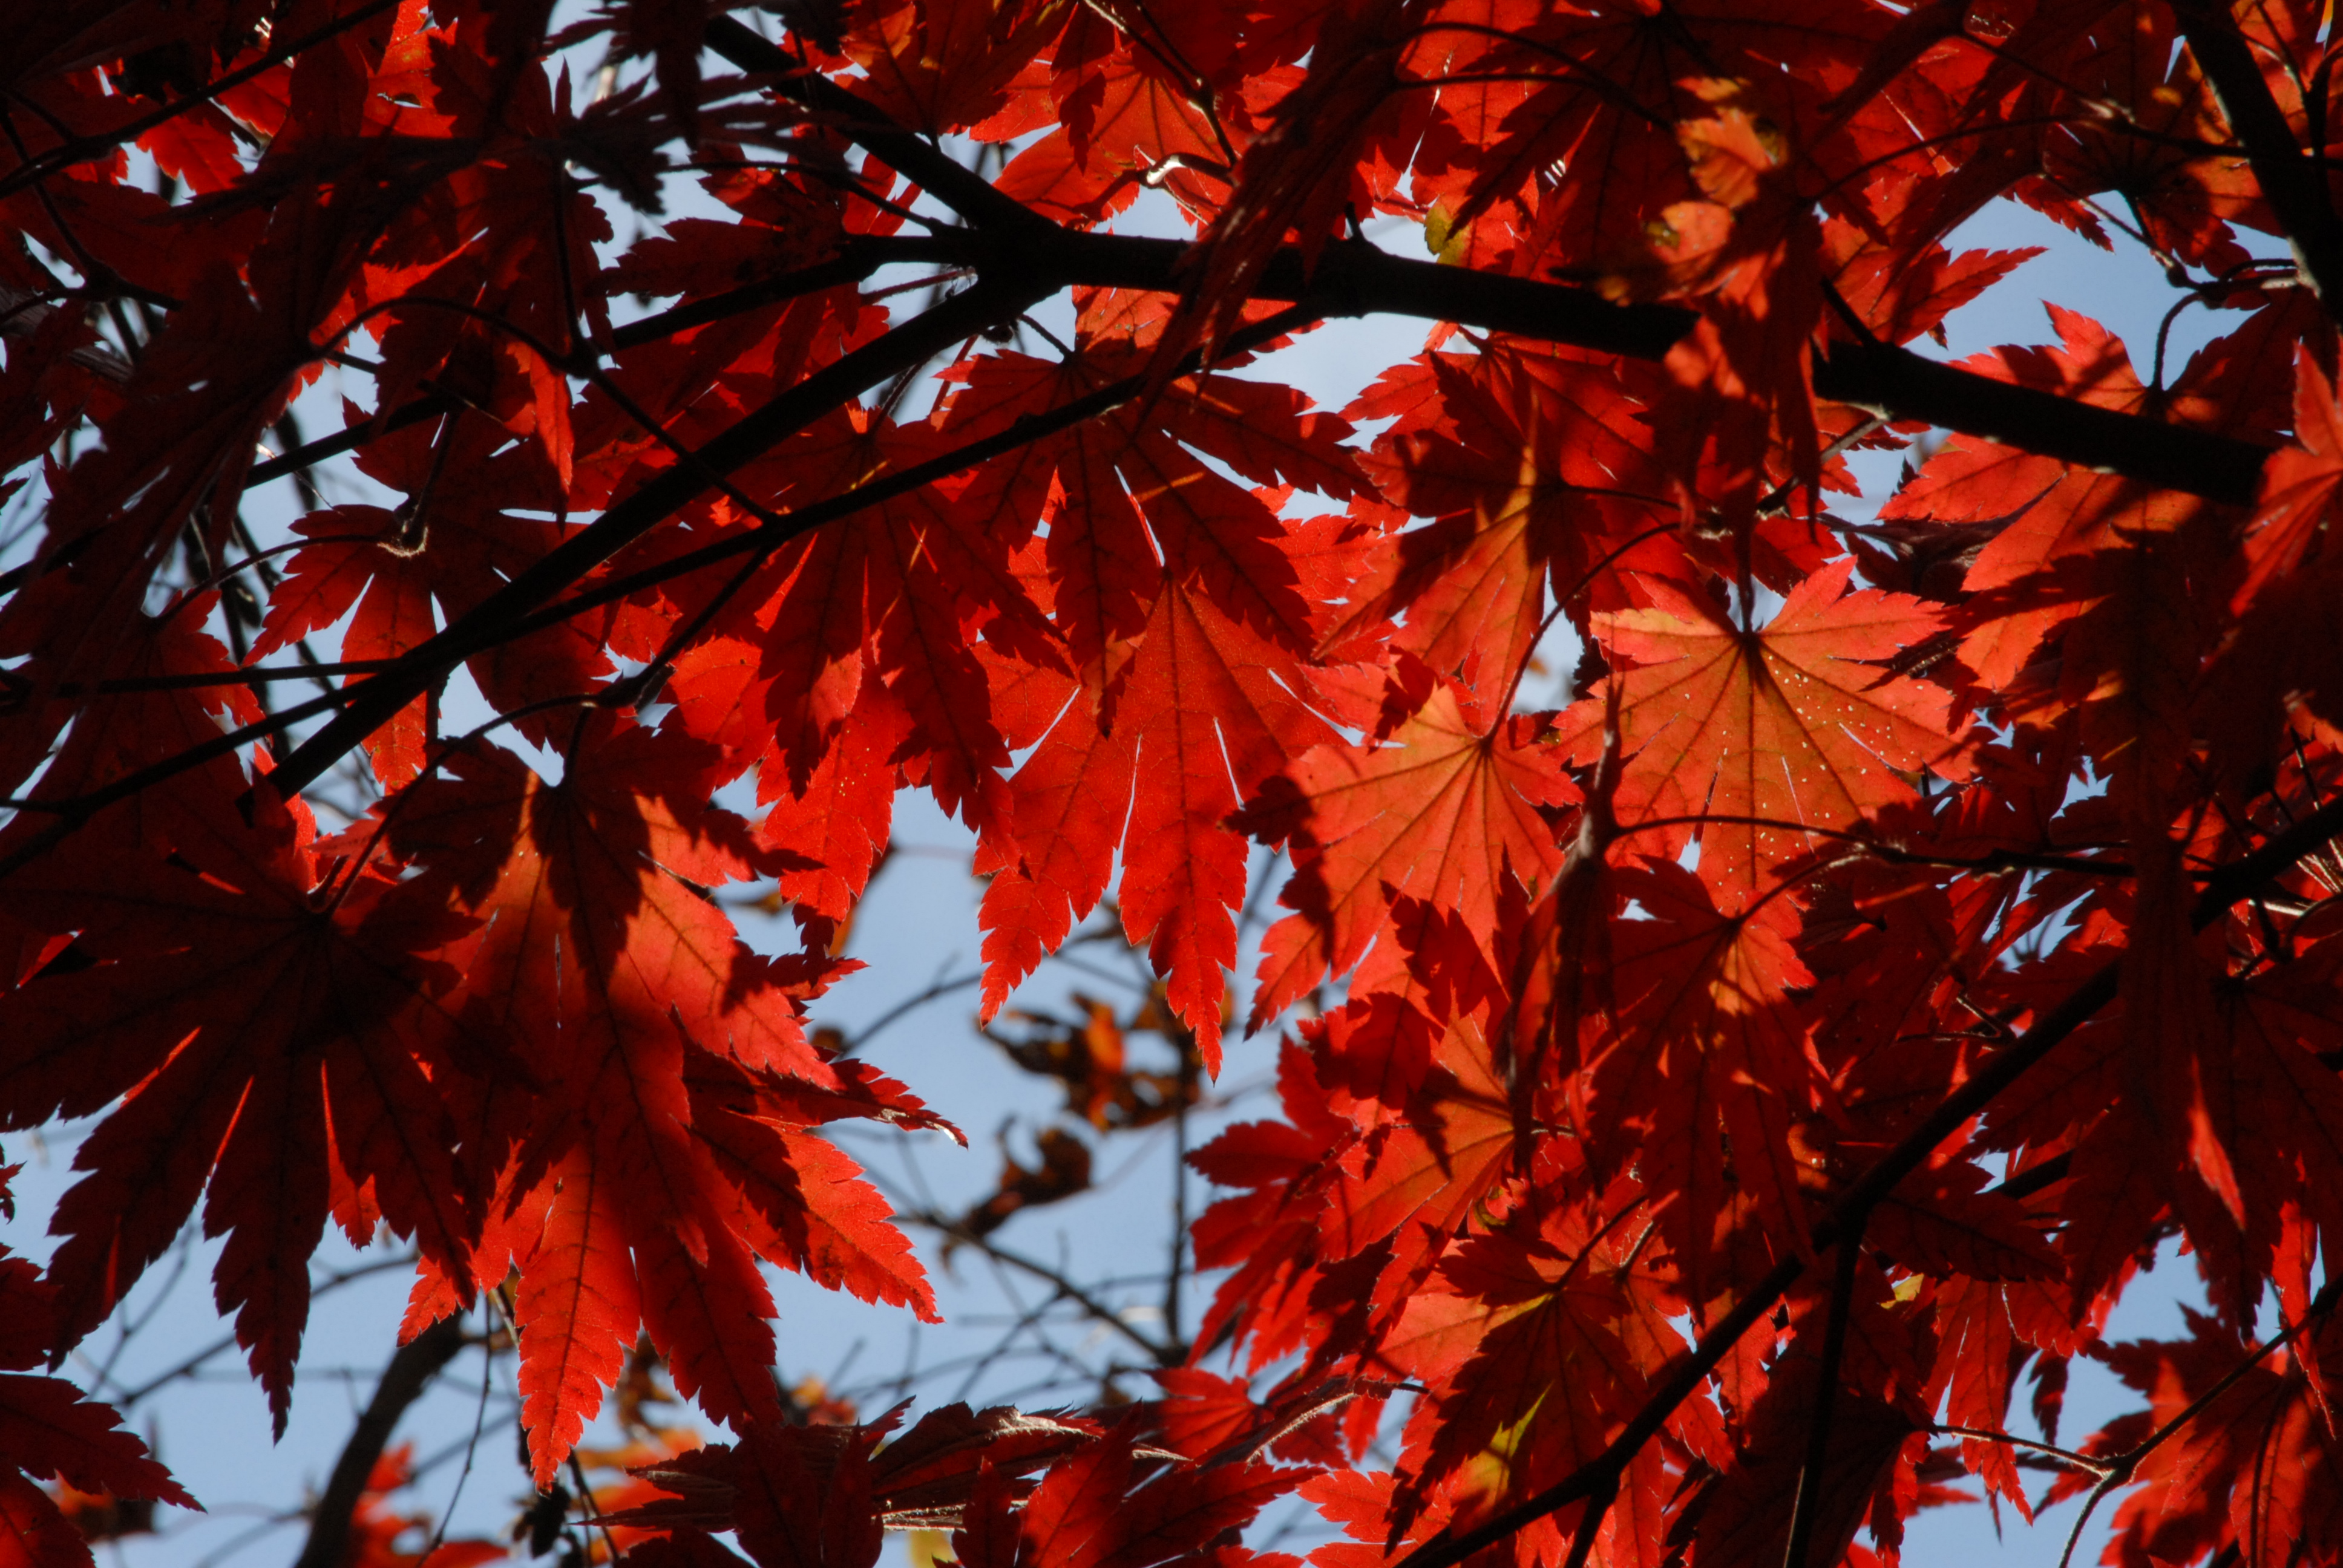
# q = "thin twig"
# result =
<box><xmin>1926</xmin><ymin>1425</ymin><xmax>2111</xmax><ymax>1474</ymax></box>
<box><xmin>902</xmin><ymin>1210</ymin><xmax>1178</xmax><ymax>1365</ymax></box>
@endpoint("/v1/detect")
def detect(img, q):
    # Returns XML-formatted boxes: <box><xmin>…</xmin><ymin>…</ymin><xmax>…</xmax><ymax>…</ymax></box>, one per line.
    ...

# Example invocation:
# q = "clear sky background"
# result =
<box><xmin>0</xmin><ymin>38</ymin><xmax>2260</xmax><ymax>1568</ymax></box>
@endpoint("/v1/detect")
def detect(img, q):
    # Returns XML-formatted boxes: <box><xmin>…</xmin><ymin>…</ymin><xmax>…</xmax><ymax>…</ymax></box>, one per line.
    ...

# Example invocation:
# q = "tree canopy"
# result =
<box><xmin>5</xmin><ymin>0</ymin><xmax>2343</xmax><ymax>1566</ymax></box>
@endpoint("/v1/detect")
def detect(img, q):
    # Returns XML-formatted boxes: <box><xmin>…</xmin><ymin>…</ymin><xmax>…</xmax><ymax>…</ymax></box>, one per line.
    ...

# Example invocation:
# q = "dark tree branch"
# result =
<box><xmin>58</xmin><ymin>659</ymin><xmax>402</xmax><ymax>693</ymax></box>
<box><xmin>240</xmin><ymin>393</ymin><xmax>453</xmax><ymax>494</ymax></box>
<box><xmin>1809</xmin><ymin>337</ymin><xmax>2266</xmax><ymax>505</ymax></box>
<box><xmin>1983</xmin><ymin>1150</ymin><xmax>2072</xmax><ymax>1203</ymax></box>
<box><xmin>288</xmin><ymin>1315</ymin><xmax>469</xmax><ymax>1568</ymax></box>
<box><xmin>1558</xmin><ymin>1473</ymin><xmax>1617</xmax><ymax>1568</ymax></box>
<box><xmin>1780</xmin><ymin>1232</ymin><xmax>1863</xmax><ymax>1568</ymax></box>
<box><xmin>861</xmin><ymin>227</ymin><xmax>2272</xmax><ymax>504</ymax></box>
<box><xmin>602</xmin><ymin>241</ymin><xmax>953</xmax><ymax>346</ymax></box>
<box><xmin>1927</xmin><ymin>1425</ymin><xmax>2110</xmax><ymax>1474</ymax></box>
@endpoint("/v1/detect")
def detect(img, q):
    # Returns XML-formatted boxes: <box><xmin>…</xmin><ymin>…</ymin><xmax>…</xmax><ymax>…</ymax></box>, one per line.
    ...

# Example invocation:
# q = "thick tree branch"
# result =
<box><xmin>1809</xmin><ymin>338</ymin><xmax>2266</xmax><ymax>505</ymax></box>
<box><xmin>706</xmin><ymin>23</ymin><xmax>2275</xmax><ymax>498</ymax></box>
<box><xmin>288</xmin><ymin>1315</ymin><xmax>468</xmax><ymax>1568</ymax></box>
<box><xmin>1780</xmin><ymin>1233</ymin><xmax>1863</xmax><ymax>1568</ymax></box>
<box><xmin>876</xmin><ymin>227</ymin><xmax>2273</xmax><ymax>505</ymax></box>
<box><xmin>1072</xmin><ymin>226</ymin><xmax>2276</xmax><ymax>498</ymax></box>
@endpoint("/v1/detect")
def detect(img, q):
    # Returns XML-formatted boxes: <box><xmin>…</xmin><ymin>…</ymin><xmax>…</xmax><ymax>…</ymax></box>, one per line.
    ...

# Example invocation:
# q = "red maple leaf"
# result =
<box><xmin>0</xmin><ymin>765</ymin><xmax>474</xmax><ymax>1428</ymax></box>
<box><xmin>1242</xmin><ymin>663</ymin><xmax>1576</xmax><ymax>1027</ymax></box>
<box><xmin>2088</xmin><ymin>1308</ymin><xmax>2343</xmax><ymax>1568</ymax></box>
<box><xmin>0</xmin><ymin>1159</ymin><xmax>195</xmax><ymax>1568</ymax></box>
<box><xmin>381</xmin><ymin>717</ymin><xmax>948</xmax><ymax>1482</ymax></box>
<box><xmin>1558</xmin><ymin>558</ymin><xmax>1966</xmax><ymax>909</ymax></box>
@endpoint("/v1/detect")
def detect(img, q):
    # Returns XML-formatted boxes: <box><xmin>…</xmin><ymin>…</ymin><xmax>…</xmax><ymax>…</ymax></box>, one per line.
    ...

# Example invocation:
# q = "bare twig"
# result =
<box><xmin>902</xmin><ymin>1210</ymin><xmax>1179</xmax><ymax>1366</ymax></box>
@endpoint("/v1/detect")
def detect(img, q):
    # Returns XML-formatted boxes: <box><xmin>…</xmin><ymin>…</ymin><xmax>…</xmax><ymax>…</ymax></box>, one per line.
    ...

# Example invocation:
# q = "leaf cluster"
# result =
<box><xmin>8</xmin><ymin>1</ymin><xmax>2343</xmax><ymax>1567</ymax></box>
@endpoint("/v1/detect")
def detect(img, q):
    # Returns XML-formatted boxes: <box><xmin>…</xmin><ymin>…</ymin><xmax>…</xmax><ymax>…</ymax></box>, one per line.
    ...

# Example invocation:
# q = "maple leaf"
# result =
<box><xmin>252</xmin><ymin>416</ymin><xmax>606</xmax><ymax>783</ymax></box>
<box><xmin>670</xmin><ymin>408</ymin><xmax>1054</xmax><ymax>828</ymax></box>
<box><xmin>974</xmin><ymin>657</ymin><xmax>1136</xmax><ymax>1021</ymax></box>
<box><xmin>991</xmin><ymin>28</ymin><xmax>1235</xmax><ymax>224</ymax></box>
<box><xmin>1185</xmin><ymin>1042</ymin><xmax>1365</xmax><ymax>1368</ymax></box>
<box><xmin>382</xmin><ymin>718</ymin><xmax>948</xmax><ymax>1481</ymax></box>
<box><xmin>1241</xmin><ymin>665</ymin><xmax>1576</xmax><ymax>1028</ymax></box>
<box><xmin>838</xmin><ymin>0</ymin><xmax>1073</xmax><ymax>137</ymax></box>
<box><xmin>0</xmin><ymin>1379</ymin><xmax>194</xmax><ymax>1514</ymax></box>
<box><xmin>1822</xmin><ymin>219</ymin><xmax>2041</xmax><ymax>350</ymax></box>
<box><xmin>2235</xmin><ymin>345</ymin><xmax>2343</xmax><ymax>614</ymax></box>
<box><xmin>1640</xmin><ymin>84</ymin><xmax>1829</xmax><ymax>524</ymax></box>
<box><xmin>1333</xmin><ymin>342</ymin><xmax>1681</xmax><ymax>698</ymax></box>
<box><xmin>1680</xmin><ymin>1352</ymin><xmax>1926</xmax><ymax>1568</ymax></box>
<box><xmin>954</xmin><ymin>1427</ymin><xmax>1310</xmax><ymax>1568</ymax></box>
<box><xmin>1873</xmin><ymin>304</ymin><xmax>2247</xmax><ymax>685</ymax></box>
<box><xmin>934</xmin><ymin>345</ymin><xmax>1334</xmax><ymax>661</ymax></box>
<box><xmin>1584</xmin><ymin>861</ymin><xmax>1821</xmax><ymax>1293</ymax></box>
<box><xmin>600</xmin><ymin>1402</ymin><xmax>1103</xmax><ymax>1546</ymax></box>
<box><xmin>1156</xmin><ymin>0</ymin><xmax>1426</xmax><ymax>370</ymax></box>
<box><xmin>1557</xmin><ymin>558</ymin><xmax>1965</xmax><ymax>909</ymax></box>
<box><xmin>2091</xmin><ymin>1307</ymin><xmax>2343</xmax><ymax>1568</ymax></box>
<box><xmin>0</xmin><ymin>1192</ymin><xmax>195</xmax><ymax>1568</ymax></box>
<box><xmin>0</xmin><ymin>766</ymin><xmax>475</xmax><ymax>1429</ymax></box>
<box><xmin>1381</xmin><ymin>1201</ymin><xmax>1659</xmax><ymax>1530</ymax></box>
<box><xmin>1924</xmin><ymin>1273</ymin><xmax>2078</xmax><ymax>1518</ymax></box>
<box><xmin>1323</xmin><ymin>1027</ymin><xmax>1512</xmax><ymax>1261</ymax></box>
<box><xmin>1115</xmin><ymin>581</ymin><xmax>1342</xmax><ymax>1043</ymax></box>
<box><xmin>976</xmin><ymin>576</ymin><xmax>1339</xmax><ymax>1048</ymax></box>
<box><xmin>1190</xmin><ymin>1016</ymin><xmax>1530</xmax><ymax>1379</ymax></box>
<box><xmin>2036</xmin><ymin>2</ymin><xmax>2259</xmax><ymax>271</ymax></box>
<box><xmin>729</xmin><ymin>1420</ymin><xmax>885</xmax><ymax>1568</ymax></box>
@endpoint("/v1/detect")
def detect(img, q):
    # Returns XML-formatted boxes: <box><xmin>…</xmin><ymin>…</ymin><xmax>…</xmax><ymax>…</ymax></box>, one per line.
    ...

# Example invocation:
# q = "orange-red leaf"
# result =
<box><xmin>1559</xmin><ymin>558</ymin><xmax>1963</xmax><ymax>908</ymax></box>
<box><xmin>1244</xmin><ymin>671</ymin><xmax>1576</xmax><ymax>1027</ymax></box>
